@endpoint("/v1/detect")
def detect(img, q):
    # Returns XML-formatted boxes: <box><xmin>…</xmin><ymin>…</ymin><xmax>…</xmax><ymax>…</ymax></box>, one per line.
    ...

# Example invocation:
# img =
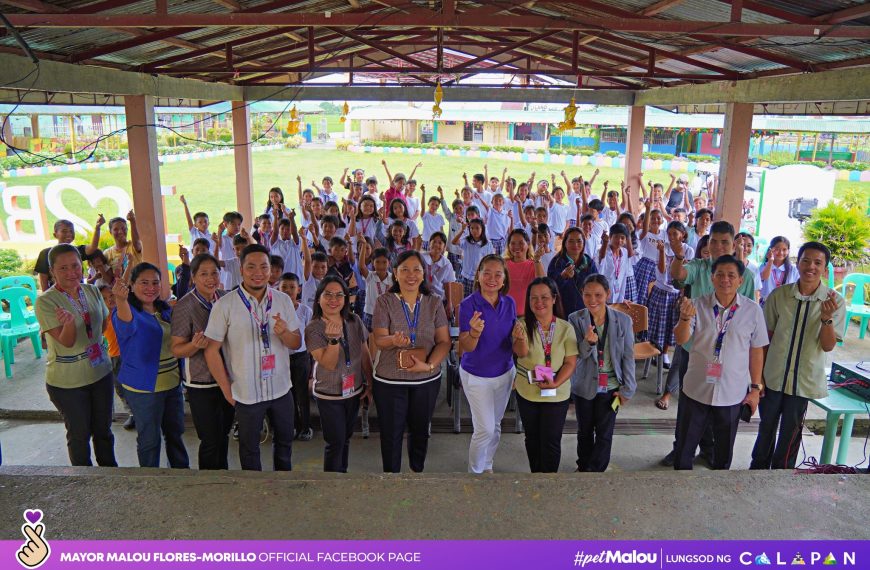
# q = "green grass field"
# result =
<box><xmin>3</xmin><ymin>148</ymin><xmax>868</xmax><ymax>259</ymax></box>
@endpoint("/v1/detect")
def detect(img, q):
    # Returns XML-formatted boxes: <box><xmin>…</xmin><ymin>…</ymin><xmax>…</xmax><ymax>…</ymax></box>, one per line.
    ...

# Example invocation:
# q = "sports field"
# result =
<box><xmin>2</xmin><ymin>148</ymin><xmax>867</xmax><ymax>258</ymax></box>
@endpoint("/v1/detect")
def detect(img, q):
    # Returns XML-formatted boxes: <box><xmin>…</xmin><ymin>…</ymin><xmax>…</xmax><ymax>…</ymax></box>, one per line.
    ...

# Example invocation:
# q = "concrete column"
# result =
<box><xmin>623</xmin><ymin>105</ymin><xmax>646</xmax><ymax>193</ymax></box>
<box><xmin>30</xmin><ymin>115</ymin><xmax>40</xmax><ymax>139</ymax></box>
<box><xmin>715</xmin><ymin>102</ymin><xmax>753</xmax><ymax>228</ymax></box>
<box><xmin>124</xmin><ymin>95</ymin><xmax>170</xmax><ymax>298</ymax></box>
<box><xmin>232</xmin><ymin>102</ymin><xmax>255</xmax><ymax>227</ymax></box>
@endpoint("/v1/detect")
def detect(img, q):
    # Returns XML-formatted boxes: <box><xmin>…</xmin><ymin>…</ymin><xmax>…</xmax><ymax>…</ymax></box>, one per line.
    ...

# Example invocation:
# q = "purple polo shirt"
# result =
<box><xmin>459</xmin><ymin>291</ymin><xmax>516</xmax><ymax>377</ymax></box>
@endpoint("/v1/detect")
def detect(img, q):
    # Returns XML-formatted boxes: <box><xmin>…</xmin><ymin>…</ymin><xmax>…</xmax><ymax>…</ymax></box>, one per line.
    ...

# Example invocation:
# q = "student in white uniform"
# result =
<box><xmin>596</xmin><ymin>223</ymin><xmax>634</xmax><ymax>304</ymax></box>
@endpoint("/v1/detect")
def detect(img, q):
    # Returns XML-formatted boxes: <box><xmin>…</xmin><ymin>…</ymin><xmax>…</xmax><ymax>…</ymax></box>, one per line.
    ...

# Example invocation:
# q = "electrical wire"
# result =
<box><xmin>0</xmin><ymin>1</ymin><xmax>422</xmax><ymax>166</ymax></box>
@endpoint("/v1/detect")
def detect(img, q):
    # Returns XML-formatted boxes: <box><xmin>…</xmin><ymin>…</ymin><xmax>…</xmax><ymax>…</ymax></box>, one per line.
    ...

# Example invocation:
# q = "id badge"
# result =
<box><xmin>705</xmin><ymin>362</ymin><xmax>723</xmax><ymax>384</ymax></box>
<box><xmin>86</xmin><ymin>343</ymin><xmax>106</xmax><ymax>368</ymax></box>
<box><xmin>341</xmin><ymin>373</ymin><xmax>356</xmax><ymax>398</ymax></box>
<box><xmin>597</xmin><ymin>372</ymin><xmax>609</xmax><ymax>394</ymax></box>
<box><xmin>260</xmin><ymin>354</ymin><xmax>276</xmax><ymax>381</ymax></box>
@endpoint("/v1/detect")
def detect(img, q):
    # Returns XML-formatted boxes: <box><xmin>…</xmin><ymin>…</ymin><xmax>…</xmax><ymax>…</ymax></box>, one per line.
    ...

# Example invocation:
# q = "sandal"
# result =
<box><xmin>655</xmin><ymin>397</ymin><xmax>669</xmax><ymax>410</ymax></box>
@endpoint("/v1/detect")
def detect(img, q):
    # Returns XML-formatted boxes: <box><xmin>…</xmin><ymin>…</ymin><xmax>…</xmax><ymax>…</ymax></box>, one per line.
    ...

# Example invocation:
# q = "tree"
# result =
<box><xmin>319</xmin><ymin>102</ymin><xmax>341</xmax><ymax>115</ymax></box>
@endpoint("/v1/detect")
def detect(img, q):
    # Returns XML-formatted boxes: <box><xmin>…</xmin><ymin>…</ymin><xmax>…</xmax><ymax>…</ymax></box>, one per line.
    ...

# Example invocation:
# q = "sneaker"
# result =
<box><xmin>298</xmin><ymin>428</ymin><xmax>313</xmax><ymax>441</ymax></box>
<box><xmin>660</xmin><ymin>450</ymin><xmax>676</xmax><ymax>467</ymax></box>
<box><xmin>662</xmin><ymin>353</ymin><xmax>671</xmax><ymax>369</ymax></box>
<box><xmin>231</xmin><ymin>422</ymin><xmax>239</xmax><ymax>441</ymax></box>
<box><xmin>122</xmin><ymin>415</ymin><xmax>135</xmax><ymax>430</ymax></box>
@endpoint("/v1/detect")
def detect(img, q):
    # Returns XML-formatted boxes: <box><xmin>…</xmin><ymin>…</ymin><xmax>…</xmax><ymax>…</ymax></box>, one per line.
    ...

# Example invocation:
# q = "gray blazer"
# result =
<box><xmin>567</xmin><ymin>307</ymin><xmax>637</xmax><ymax>400</ymax></box>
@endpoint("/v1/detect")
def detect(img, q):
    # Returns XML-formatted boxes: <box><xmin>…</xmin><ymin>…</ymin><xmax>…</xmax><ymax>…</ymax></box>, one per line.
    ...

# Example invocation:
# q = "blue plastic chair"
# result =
<box><xmin>827</xmin><ymin>262</ymin><xmax>835</xmax><ymax>289</ymax></box>
<box><xmin>753</xmin><ymin>236</ymin><xmax>769</xmax><ymax>264</ymax></box>
<box><xmin>0</xmin><ymin>274</ymin><xmax>38</xmax><ymax>328</ymax></box>
<box><xmin>834</xmin><ymin>273</ymin><xmax>870</xmax><ymax>344</ymax></box>
<box><xmin>0</xmin><ymin>286</ymin><xmax>43</xmax><ymax>378</ymax></box>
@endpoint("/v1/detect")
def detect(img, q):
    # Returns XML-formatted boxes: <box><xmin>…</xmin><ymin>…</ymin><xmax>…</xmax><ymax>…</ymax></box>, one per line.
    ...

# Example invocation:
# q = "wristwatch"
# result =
<box><xmin>327</xmin><ymin>337</ymin><xmax>340</xmax><ymax>345</ymax></box>
<box><xmin>821</xmin><ymin>318</ymin><xmax>834</xmax><ymax>326</ymax></box>
<box><xmin>750</xmin><ymin>383</ymin><xmax>764</xmax><ymax>392</ymax></box>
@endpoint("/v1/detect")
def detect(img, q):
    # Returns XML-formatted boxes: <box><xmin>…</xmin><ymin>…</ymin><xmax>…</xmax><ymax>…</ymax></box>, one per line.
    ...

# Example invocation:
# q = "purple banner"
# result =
<box><xmin>2</xmin><ymin>539</ymin><xmax>868</xmax><ymax>570</ymax></box>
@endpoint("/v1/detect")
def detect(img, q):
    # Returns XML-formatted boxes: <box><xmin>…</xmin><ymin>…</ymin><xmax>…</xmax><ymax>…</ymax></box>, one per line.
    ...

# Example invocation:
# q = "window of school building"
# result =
<box><xmin>463</xmin><ymin>122</ymin><xmax>484</xmax><ymax>142</ymax></box>
<box><xmin>511</xmin><ymin>122</ymin><xmax>548</xmax><ymax>141</ymax></box>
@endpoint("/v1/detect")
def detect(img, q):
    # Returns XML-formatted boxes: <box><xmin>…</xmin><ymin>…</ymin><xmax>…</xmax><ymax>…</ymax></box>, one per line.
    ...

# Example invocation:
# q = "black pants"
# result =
<box><xmin>187</xmin><ymin>386</ymin><xmax>235</xmax><ymax>470</ymax></box>
<box><xmin>373</xmin><ymin>379</ymin><xmax>440</xmax><ymax>473</ymax></box>
<box><xmin>674</xmin><ymin>394</ymin><xmax>741</xmax><ymax>470</ymax></box>
<box><xmin>669</xmin><ymin>345</ymin><xmax>715</xmax><ymax>458</ymax></box>
<box><xmin>750</xmin><ymin>388</ymin><xmax>808</xmax><ymax>470</ymax></box>
<box><xmin>289</xmin><ymin>353</ymin><xmax>311</xmax><ymax>435</ymax></box>
<box><xmin>316</xmin><ymin>395</ymin><xmax>361</xmax><ymax>472</ymax></box>
<box><xmin>110</xmin><ymin>356</ymin><xmax>131</xmax><ymax>414</ymax></box>
<box><xmin>234</xmin><ymin>390</ymin><xmax>294</xmax><ymax>471</ymax></box>
<box><xmin>574</xmin><ymin>390</ymin><xmax>618</xmax><ymax>472</ymax></box>
<box><xmin>46</xmin><ymin>373</ymin><xmax>117</xmax><ymax>467</ymax></box>
<box><xmin>516</xmin><ymin>394</ymin><xmax>569</xmax><ymax>473</ymax></box>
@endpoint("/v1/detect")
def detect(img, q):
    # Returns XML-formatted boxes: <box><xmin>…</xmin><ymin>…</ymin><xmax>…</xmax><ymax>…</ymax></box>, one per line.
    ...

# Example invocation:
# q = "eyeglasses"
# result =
<box><xmin>321</xmin><ymin>292</ymin><xmax>346</xmax><ymax>301</ymax></box>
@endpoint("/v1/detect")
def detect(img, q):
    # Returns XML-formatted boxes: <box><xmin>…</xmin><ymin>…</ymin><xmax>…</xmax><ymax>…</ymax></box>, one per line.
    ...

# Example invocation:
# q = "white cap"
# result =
<box><xmin>678</xmin><ymin>174</ymin><xmax>689</xmax><ymax>183</ymax></box>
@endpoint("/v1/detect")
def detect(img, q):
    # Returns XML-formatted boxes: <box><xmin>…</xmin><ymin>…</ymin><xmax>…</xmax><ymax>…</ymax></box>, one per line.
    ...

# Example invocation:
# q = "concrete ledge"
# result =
<box><xmin>1</xmin><ymin>466</ymin><xmax>868</xmax><ymax>540</ymax></box>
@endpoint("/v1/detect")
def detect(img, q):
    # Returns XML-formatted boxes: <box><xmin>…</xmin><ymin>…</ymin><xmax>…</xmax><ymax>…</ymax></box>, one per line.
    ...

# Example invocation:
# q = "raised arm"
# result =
<box><xmin>638</xmin><ymin>199</ymin><xmax>652</xmax><ymax>240</ymax></box>
<box><xmin>300</xmin><ymin>227</ymin><xmax>312</xmax><ymax>280</ymax></box>
<box><xmin>588</xmin><ymin>168</ymin><xmax>600</xmax><ymax>189</ymax></box>
<box><xmin>87</xmin><ymin>214</ymin><xmax>105</xmax><ymax>256</ymax></box>
<box><xmin>127</xmin><ymin>210</ymin><xmax>143</xmax><ymax>253</ymax></box>
<box><xmin>409</xmin><ymin>161</ymin><xmax>422</xmax><ymax>181</ymax></box>
<box><xmin>382</xmin><ymin>159</ymin><xmax>393</xmax><ymax>185</ymax></box>
<box><xmin>340</xmin><ymin>167</ymin><xmax>349</xmax><ymax>189</ymax></box>
<box><xmin>180</xmin><ymin>195</ymin><xmax>195</xmax><ymax>231</ymax></box>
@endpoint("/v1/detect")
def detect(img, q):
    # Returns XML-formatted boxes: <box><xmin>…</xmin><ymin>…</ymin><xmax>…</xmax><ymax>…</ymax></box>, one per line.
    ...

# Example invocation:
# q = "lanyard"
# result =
<box><xmin>337</xmin><ymin>321</ymin><xmax>351</xmax><ymax>370</ymax></box>
<box><xmin>400</xmin><ymin>295</ymin><xmax>422</xmax><ymax>347</ymax></box>
<box><xmin>193</xmin><ymin>290</ymin><xmax>216</xmax><ymax>312</ymax></box>
<box><xmin>712</xmin><ymin>303</ymin><xmax>739</xmax><ymax>362</ymax></box>
<box><xmin>57</xmin><ymin>285</ymin><xmax>94</xmax><ymax>341</ymax></box>
<box><xmin>425</xmin><ymin>263</ymin><xmax>434</xmax><ymax>283</ymax></box>
<box><xmin>611</xmin><ymin>250</ymin><xmax>622</xmax><ymax>279</ymax></box>
<box><xmin>535</xmin><ymin>317</ymin><xmax>556</xmax><ymax>368</ymax></box>
<box><xmin>595</xmin><ymin>311</ymin><xmax>610</xmax><ymax>373</ymax></box>
<box><xmin>238</xmin><ymin>288</ymin><xmax>273</xmax><ymax>353</ymax></box>
<box><xmin>772</xmin><ymin>265</ymin><xmax>786</xmax><ymax>287</ymax></box>
<box><xmin>361</xmin><ymin>217</ymin><xmax>372</xmax><ymax>236</ymax></box>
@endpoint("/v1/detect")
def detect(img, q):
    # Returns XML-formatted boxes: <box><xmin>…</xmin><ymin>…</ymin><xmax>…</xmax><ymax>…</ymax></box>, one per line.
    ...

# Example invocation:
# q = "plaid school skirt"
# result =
<box><xmin>362</xmin><ymin>312</ymin><xmax>373</xmax><ymax>332</ymax></box>
<box><xmin>448</xmin><ymin>252</ymin><xmax>462</xmax><ymax>280</ymax></box>
<box><xmin>355</xmin><ymin>289</ymin><xmax>367</xmax><ymax>317</ymax></box>
<box><xmin>624</xmin><ymin>274</ymin><xmax>638</xmax><ymax>303</ymax></box>
<box><xmin>647</xmin><ymin>286</ymin><xmax>680</xmax><ymax>348</ymax></box>
<box><xmin>633</xmin><ymin>257</ymin><xmax>657</xmax><ymax>306</ymax></box>
<box><xmin>461</xmin><ymin>277</ymin><xmax>475</xmax><ymax>298</ymax></box>
<box><xmin>491</xmin><ymin>238</ymin><xmax>506</xmax><ymax>256</ymax></box>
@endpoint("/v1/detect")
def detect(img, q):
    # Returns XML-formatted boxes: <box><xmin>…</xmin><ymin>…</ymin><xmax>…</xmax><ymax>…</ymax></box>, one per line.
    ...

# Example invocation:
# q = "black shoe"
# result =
<box><xmin>695</xmin><ymin>450</ymin><xmax>715</xmax><ymax>468</ymax></box>
<box><xmin>122</xmin><ymin>415</ymin><xmax>135</xmax><ymax>431</ymax></box>
<box><xmin>660</xmin><ymin>450</ymin><xmax>675</xmax><ymax>467</ymax></box>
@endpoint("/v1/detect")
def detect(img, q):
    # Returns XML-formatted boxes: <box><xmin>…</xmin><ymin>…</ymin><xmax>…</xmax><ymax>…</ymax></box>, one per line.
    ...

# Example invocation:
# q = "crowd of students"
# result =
<box><xmin>28</xmin><ymin>159</ymin><xmax>846</xmax><ymax>474</ymax></box>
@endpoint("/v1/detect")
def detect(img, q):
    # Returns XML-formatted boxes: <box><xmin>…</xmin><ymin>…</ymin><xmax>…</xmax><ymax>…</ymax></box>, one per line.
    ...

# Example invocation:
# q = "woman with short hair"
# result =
<box><xmin>35</xmin><ymin>244</ymin><xmax>116</xmax><ymax>467</ymax></box>
<box><xmin>372</xmin><ymin>251</ymin><xmax>451</xmax><ymax>473</ymax></box>
<box><xmin>458</xmin><ymin>254</ymin><xmax>527</xmax><ymax>473</ymax></box>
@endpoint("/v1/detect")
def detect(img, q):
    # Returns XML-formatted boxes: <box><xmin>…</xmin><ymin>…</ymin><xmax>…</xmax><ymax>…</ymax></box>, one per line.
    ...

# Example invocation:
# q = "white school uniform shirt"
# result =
<box><xmin>548</xmin><ymin>202</ymin><xmax>569</xmax><ymax>234</ymax></box>
<box><xmin>289</xmin><ymin>302</ymin><xmax>312</xmax><ymax>355</ymax></box>
<box><xmin>301</xmin><ymin>275</ymin><xmax>321</xmax><ymax>309</ymax></box>
<box><xmin>423</xmin><ymin>253</ymin><xmax>456</xmax><ymax>299</ymax></box>
<box><xmin>319</xmin><ymin>189</ymin><xmax>339</xmax><ymax>205</ymax></box>
<box><xmin>511</xmin><ymin>199</ymin><xmax>534</xmax><ymax>230</ymax></box>
<box><xmin>364</xmin><ymin>272</ymin><xmax>393</xmax><ymax>315</ymax></box>
<box><xmin>654</xmin><ymin>243</ymin><xmax>696</xmax><ymax>294</ymax></box>
<box><xmin>602</xmin><ymin>207</ymin><xmax>620</xmax><ymax>228</ymax></box>
<box><xmin>356</xmin><ymin>216</ymin><xmax>379</xmax><ymax>244</ymax></box>
<box><xmin>398</xmin><ymin>218</ymin><xmax>420</xmax><ymax>239</ymax></box>
<box><xmin>597</xmin><ymin>247</ymin><xmax>633</xmax><ymax>303</ymax></box>
<box><xmin>485</xmin><ymin>208</ymin><xmax>511</xmax><ymax>242</ymax></box>
<box><xmin>583</xmin><ymin>232</ymin><xmax>600</xmax><ymax>260</ymax></box>
<box><xmin>365</xmin><ymin>191</ymin><xmax>383</xmax><ymax>211</ymax></box>
<box><xmin>759</xmin><ymin>263</ymin><xmax>799</xmax><ymax>301</ymax></box>
<box><xmin>440</xmin><ymin>199</ymin><xmax>464</xmax><ymax>256</ymax></box>
<box><xmin>222</xmin><ymin>258</ymin><xmax>242</xmax><ymax>290</ymax></box>
<box><xmin>639</xmin><ymin>228</ymin><xmax>668</xmax><ymax>262</ymax></box>
<box><xmin>421</xmin><ymin>211</ymin><xmax>445</xmax><ymax>242</ymax></box>
<box><xmin>539</xmin><ymin>250</ymin><xmax>556</xmax><ymax>273</ymax></box>
<box><xmin>471</xmin><ymin>190</ymin><xmax>493</xmax><ymax>213</ymax></box>
<box><xmin>405</xmin><ymin>195</ymin><xmax>421</xmax><ymax>221</ymax></box>
<box><xmin>459</xmin><ymin>239</ymin><xmax>495</xmax><ymax>280</ymax></box>
<box><xmin>189</xmin><ymin>227</ymin><xmax>214</xmax><ymax>251</ymax></box>
<box><xmin>592</xmin><ymin>218</ymin><xmax>609</xmax><ymax>241</ymax></box>
<box><xmin>271</xmin><ymin>238</ymin><xmax>303</xmax><ymax>280</ymax></box>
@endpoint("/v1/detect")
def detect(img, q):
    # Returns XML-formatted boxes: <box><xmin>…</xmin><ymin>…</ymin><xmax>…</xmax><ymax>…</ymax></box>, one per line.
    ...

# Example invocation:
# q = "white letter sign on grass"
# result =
<box><xmin>44</xmin><ymin>178</ymin><xmax>133</xmax><ymax>235</ymax></box>
<box><xmin>2</xmin><ymin>184</ymin><xmax>47</xmax><ymax>242</ymax></box>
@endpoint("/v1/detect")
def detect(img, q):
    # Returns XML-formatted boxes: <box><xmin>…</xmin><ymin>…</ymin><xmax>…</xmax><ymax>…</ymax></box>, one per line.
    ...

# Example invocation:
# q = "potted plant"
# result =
<box><xmin>802</xmin><ymin>201</ymin><xmax>870</xmax><ymax>274</ymax></box>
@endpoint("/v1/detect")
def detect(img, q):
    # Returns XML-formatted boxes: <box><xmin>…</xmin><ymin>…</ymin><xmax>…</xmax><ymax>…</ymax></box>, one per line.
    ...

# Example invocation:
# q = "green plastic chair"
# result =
<box><xmin>753</xmin><ymin>236</ymin><xmax>769</xmax><ymax>264</ymax></box>
<box><xmin>827</xmin><ymin>262</ymin><xmax>835</xmax><ymax>289</ymax></box>
<box><xmin>834</xmin><ymin>273</ymin><xmax>870</xmax><ymax>345</ymax></box>
<box><xmin>167</xmin><ymin>263</ymin><xmax>177</xmax><ymax>286</ymax></box>
<box><xmin>0</xmin><ymin>286</ymin><xmax>43</xmax><ymax>378</ymax></box>
<box><xmin>0</xmin><ymin>275</ymin><xmax>38</xmax><ymax>327</ymax></box>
